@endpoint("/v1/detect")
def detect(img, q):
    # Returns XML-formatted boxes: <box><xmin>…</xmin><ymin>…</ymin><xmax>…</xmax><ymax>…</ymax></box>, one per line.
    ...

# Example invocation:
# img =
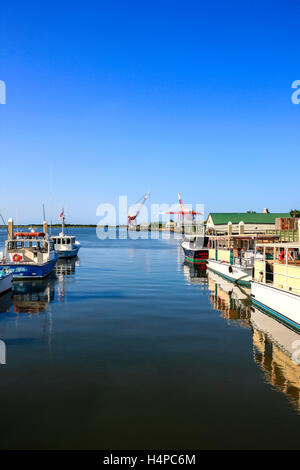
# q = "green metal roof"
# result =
<box><xmin>208</xmin><ymin>212</ymin><xmax>291</xmax><ymax>225</ymax></box>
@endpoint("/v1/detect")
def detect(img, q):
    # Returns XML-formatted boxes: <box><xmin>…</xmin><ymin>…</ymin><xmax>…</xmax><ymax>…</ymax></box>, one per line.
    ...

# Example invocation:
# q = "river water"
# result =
<box><xmin>0</xmin><ymin>228</ymin><xmax>299</xmax><ymax>449</ymax></box>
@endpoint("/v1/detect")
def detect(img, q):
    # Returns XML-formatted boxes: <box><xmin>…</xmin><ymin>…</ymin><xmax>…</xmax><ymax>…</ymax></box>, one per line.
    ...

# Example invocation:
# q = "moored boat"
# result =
<box><xmin>181</xmin><ymin>235</ymin><xmax>209</xmax><ymax>264</ymax></box>
<box><xmin>51</xmin><ymin>210</ymin><xmax>80</xmax><ymax>258</ymax></box>
<box><xmin>0</xmin><ymin>219</ymin><xmax>58</xmax><ymax>279</ymax></box>
<box><xmin>251</xmin><ymin>239</ymin><xmax>300</xmax><ymax>332</ymax></box>
<box><xmin>0</xmin><ymin>269</ymin><xmax>13</xmax><ymax>295</ymax></box>
<box><xmin>207</xmin><ymin>225</ymin><xmax>279</xmax><ymax>287</ymax></box>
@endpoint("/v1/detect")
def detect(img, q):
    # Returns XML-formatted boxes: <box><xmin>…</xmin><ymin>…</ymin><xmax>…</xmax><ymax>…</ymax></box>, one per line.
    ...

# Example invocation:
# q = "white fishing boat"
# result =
<box><xmin>251</xmin><ymin>239</ymin><xmax>300</xmax><ymax>332</ymax></box>
<box><xmin>51</xmin><ymin>210</ymin><xmax>80</xmax><ymax>259</ymax></box>
<box><xmin>0</xmin><ymin>269</ymin><xmax>13</xmax><ymax>295</ymax></box>
<box><xmin>0</xmin><ymin>219</ymin><xmax>58</xmax><ymax>279</ymax></box>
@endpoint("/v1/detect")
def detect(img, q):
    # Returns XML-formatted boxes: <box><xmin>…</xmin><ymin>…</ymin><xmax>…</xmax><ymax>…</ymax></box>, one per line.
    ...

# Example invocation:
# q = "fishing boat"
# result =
<box><xmin>207</xmin><ymin>223</ymin><xmax>279</xmax><ymax>287</ymax></box>
<box><xmin>0</xmin><ymin>219</ymin><xmax>58</xmax><ymax>279</ymax></box>
<box><xmin>181</xmin><ymin>235</ymin><xmax>209</xmax><ymax>264</ymax></box>
<box><xmin>251</xmin><ymin>239</ymin><xmax>300</xmax><ymax>332</ymax></box>
<box><xmin>0</xmin><ymin>269</ymin><xmax>13</xmax><ymax>295</ymax></box>
<box><xmin>51</xmin><ymin>210</ymin><xmax>80</xmax><ymax>258</ymax></box>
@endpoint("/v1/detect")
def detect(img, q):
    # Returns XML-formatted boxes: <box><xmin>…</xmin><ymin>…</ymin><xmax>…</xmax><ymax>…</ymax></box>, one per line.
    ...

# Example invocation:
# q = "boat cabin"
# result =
<box><xmin>51</xmin><ymin>235</ymin><xmax>76</xmax><ymax>248</ymax></box>
<box><xmin>209</xmin><ymin>234</ymin><xmax>279</xmax><ymax>267</ymax></box>
<box><xmin>254</xmin><ymin>242</ymin><xmax>300</xmax><ymax>294</ymax></box>
<box><xmin>5</xmin><ymin>233</ymin><xmax>54</xmax><ymax>264</ymax></box>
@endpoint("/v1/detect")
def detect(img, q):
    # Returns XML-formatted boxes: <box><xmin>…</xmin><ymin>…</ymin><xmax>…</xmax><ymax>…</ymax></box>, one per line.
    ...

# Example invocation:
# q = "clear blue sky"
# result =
<box><xmin>1</xmin><ymin>1</ymin><xmax>299</xmax><ymax>224</ymax></box>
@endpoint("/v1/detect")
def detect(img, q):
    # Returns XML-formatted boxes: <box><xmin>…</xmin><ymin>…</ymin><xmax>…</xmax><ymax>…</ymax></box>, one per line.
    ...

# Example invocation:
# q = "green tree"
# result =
<box><xmin>290</xmin><ymin>209</ymin><xmax>300</xmax><ymax>218</ymax></box>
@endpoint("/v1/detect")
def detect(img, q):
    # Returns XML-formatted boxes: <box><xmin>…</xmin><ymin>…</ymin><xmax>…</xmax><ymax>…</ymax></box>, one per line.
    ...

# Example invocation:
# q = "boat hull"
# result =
<box><xmin>251</xmin><ymin>281</ymin><xmax>300</xmax><ymax>332</ymax></box>
<box><xmin>56</xmin><ymin>246</ymin><xmax>80</xmax><ymax>259</ymax></box>
<box><xmin>0</xmin><ymin>272</ymin><xmax>13</xmax><ymax>294</ymax></box>
<box><xmin>181</xmin><ymin>245</ymin><xmax>208</xmax><ymax>264</ymax></box>
<box><xmin>1</xmin><ymin>257</ymin><xmax>58</xmax><ymax>279</ymax></box>
<box><xmin>207</xmin><ymin>259</ymin><xmax>252</xmax><ymax>287</ymax></box>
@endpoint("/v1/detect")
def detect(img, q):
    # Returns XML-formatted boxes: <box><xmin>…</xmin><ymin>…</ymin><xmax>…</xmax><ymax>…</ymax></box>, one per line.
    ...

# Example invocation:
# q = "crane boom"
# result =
<box><xmin>128</xmin><ymin>191</ymin><xmax>151</xmax><ymax>225</ymax></box>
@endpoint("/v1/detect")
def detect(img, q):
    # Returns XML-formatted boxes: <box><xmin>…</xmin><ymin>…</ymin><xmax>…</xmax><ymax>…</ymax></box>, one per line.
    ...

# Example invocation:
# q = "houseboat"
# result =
<box><xmin>207</xmin><ymin>223</ymin><xmax>279</xmax><ymax>287</ymax></box>
<box><xmin>181</xmin><ymin>235</ymin><xmax>209</xmax><ymax>264</ymax></box>
<box><xmin>251</xmin><ymin>240</ymin><xmax>300</xmax><ymax>332</ymax></box>
<box><xmin>0</xmin><ymin>269</ymin><xmax>13</xmax><ymax>295</ymax></box>
<box><xmin>0</xmin><ymin>219</ymin><xmax>58</xmax><ymax>279</ymax></box>
<box><xmin>51</xmin><ymin>210</ymin><xmax>80</xmax><ymax>258</ymax></box>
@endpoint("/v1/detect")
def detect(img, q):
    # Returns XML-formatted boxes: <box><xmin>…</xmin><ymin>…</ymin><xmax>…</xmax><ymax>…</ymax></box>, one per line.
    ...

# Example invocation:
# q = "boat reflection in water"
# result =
<box><xmin>55</xmin><ymin>257</ymin><xmax>79</xmax><ymax>302</ymax></box>
<box><xmin>182</xmin><ymin>261</ymin><xmax>208</xmax><ymax>293</ymax></box>
<box><xmin>251</xmin><ymin>307</ymin><xmax>300</xmax><ymax>413</ymax></box>
<box><xmin>12</xmin><ymin>275</ymin><xmax>56</xmax><ymax>314</ymax></box>
<box><xmin>0</xmin><ymin>290</ymin><xmax>13</xmax><ymax>315</ymax></box>
<box><xmin>208</xmin><ymin>270</ymin><xmax>300</xmax><ymax>413</ymax></box>
<box><xmin>207</xmin><ymin>270</ymin><xmax>251</xmax><ymax>327</ymax></box>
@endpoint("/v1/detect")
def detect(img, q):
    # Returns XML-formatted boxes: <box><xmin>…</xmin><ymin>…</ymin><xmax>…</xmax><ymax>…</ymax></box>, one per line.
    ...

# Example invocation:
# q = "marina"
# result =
<box><xmin>2</xmin><ymin>0</ymin><xmax>299</xmax><ymax>456</ymax></box>
<box><xmin>0</xmin><ymin>227</ymin><xmax>299</xmax><ymax>450</ymax></box>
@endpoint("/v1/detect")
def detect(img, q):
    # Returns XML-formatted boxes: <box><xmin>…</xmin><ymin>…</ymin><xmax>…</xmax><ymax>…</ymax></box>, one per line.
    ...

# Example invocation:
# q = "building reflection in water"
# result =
<box><xmin>182</xmin><ymin>261</ymin><xmax>208</xmax><ymax>294</ymax></box>
<box><xmin>207</xmin><ymin>270</ymin><xmax>300</xmax><ymax>413</ymax></box>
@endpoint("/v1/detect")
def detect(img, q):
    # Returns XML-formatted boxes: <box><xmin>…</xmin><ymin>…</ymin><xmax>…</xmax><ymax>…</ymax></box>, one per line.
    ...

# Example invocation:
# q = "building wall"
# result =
<box><xmin>207</xmin><ymin>222</ymin><xmax>278</xmax><ymax>234</ymax></box>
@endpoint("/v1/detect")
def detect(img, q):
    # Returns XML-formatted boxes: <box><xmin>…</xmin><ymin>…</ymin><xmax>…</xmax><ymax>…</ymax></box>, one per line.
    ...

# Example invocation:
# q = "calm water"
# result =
<box><xmin>0</xmin><ymin>228</ymin><xmax>299</xmax><ymax>450</ymax></box>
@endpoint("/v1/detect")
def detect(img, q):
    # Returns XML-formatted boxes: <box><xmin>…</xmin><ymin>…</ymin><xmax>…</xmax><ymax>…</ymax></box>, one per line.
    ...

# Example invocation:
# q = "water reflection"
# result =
<box><xmin>55</xmin><ymin>257</ymin><xmax>79</xmax><ymax>303</ymax></box>
<box><xmin>207</xmin><ymin>270</ymin><xmax>251</xmax><ymax>327</ymax></box>
<box><xmin>207</xmin><ymin>270</ymin><xmax>300</xmax><ymax>413</ymax></box>
<box><xmin>0</xmin><ymin>290</ymin><xmax>13</xmax><ymax>315</ymax></box>
<box><xmin>9</xmin><ymin>257</ymin><xmax>79</xmax><ymax>314</ymax></box>
<box><xmin>12</xmin><ymin>275</ymin><xmax>56</xmax><ymax>315</ymax></box>
<box><xmin>182</xmin><ymin>261</ymin><xmax>208</xmax><ymax>292</ymax></box>
<box><xmin>251</xmin><ymin>307</ymin><xmax>300</xmax><ymax>413</ymax></box>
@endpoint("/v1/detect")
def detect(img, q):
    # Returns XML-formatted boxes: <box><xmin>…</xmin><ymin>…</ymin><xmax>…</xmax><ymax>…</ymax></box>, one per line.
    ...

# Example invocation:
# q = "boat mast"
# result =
<box><xmin>62</xmin><ymin>209</ymin><xmax>65</xmax><ymax>236</ymax></box>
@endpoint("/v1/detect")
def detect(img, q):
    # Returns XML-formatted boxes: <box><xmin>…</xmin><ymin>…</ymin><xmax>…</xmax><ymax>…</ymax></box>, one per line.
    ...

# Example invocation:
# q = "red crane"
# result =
<box><xmin>161</xmin><ymin>193</ymin><xmax>202</xmax><ymax>224</ymax></box>
<box><xmin>128</xmin><ymin>191</ymin><xmax>151</xmax><ymax>227</ymax></box>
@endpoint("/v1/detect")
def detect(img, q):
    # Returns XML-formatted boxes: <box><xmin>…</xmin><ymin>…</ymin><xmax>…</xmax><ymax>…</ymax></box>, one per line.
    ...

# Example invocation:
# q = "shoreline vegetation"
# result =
<box><xmin>0</xmin><ymin>223</ymin><xmax>176</xmax><ymax>231</ymax></box>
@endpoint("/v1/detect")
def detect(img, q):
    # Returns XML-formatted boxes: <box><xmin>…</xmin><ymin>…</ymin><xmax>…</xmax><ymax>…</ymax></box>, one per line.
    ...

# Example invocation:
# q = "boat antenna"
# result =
<box><xmin>49</xmin><ymin>192</ymin><xmax>52</xmax><ymax>235</ymax></box>
<box><xmin>43</xmin><ymin>203</ymin><xmax>46</xmax><ymax>222</ymax></box>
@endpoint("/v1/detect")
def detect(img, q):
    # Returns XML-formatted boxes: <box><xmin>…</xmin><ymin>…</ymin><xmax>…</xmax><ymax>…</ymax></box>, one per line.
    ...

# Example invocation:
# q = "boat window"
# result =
<box><xmin>62</xmin><ymin>238</ymin><xmax>66</xmax><ymax>244</ymax></box>
<box><xmin>66</xmin><ymin>238</ymin><xmax>71</xmax><ymax>244</ymax></box>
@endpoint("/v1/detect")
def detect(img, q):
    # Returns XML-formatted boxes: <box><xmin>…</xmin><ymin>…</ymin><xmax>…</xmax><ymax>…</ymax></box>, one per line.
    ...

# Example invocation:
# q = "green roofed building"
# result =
<box><xmin>206</xmin><ymin>210</ymin><xmax>291</xmax><ymax>234</ymax></box>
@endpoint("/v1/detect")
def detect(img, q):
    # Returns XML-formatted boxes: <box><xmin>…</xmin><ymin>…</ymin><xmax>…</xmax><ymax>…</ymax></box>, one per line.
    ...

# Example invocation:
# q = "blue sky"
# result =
<box><xmin>0</xmin><ymin>1</ymin><xmax>299</xmax><ymax>224</ymax></box>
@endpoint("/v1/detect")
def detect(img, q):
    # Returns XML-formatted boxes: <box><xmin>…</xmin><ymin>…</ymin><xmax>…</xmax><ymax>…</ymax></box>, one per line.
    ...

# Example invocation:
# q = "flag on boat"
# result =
<box><xmin>58</xmin><ymin>209</ymin><xmax>64</xmax><ymax>221</ymax></box>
